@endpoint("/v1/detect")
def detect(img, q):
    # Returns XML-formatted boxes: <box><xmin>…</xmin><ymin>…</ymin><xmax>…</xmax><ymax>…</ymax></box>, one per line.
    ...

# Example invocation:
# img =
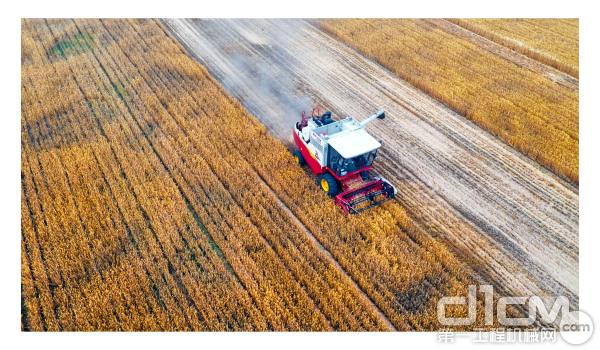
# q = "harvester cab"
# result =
<box><xmin>293</xmin><ymin>108</ymin><xmax>397</xmax><ymax>214</ymax></box>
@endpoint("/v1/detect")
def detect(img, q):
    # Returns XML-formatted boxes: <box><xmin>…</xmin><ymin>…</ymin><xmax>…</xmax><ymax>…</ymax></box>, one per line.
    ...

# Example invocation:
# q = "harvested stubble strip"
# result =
<box><xmin>321</xmin><ymin>19</ymin><xmax>579</xmax><ymax>183</ymax></box>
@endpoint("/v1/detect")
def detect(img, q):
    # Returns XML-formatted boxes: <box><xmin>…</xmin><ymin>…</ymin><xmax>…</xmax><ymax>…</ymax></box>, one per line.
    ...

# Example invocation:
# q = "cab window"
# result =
<box><xmin>328</xmin><ymin>147</ymin><xmax>377</xmax><ymax>176</ymax></box>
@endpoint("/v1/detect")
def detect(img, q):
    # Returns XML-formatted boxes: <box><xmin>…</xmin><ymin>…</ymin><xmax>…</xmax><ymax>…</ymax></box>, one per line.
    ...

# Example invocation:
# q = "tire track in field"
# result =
<box><xmin>164</xmin><ymin>19</ymin><xmax>579</xmax><ymax>307</ymax></box>
<box><xmin>248</xmin><ymin>165</ymin><xmax>397</xmax><ymax>330</ymax></box>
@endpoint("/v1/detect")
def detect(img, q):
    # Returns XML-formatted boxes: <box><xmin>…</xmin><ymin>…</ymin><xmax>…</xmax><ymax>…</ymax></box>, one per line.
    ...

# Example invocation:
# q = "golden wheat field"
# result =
<box><xmin>321</xmin><ymin>19</ymin><xmax>579</xmax><ymax>183</ymax></box>
<box><xmin>450</xmin><ymin>19</ymin><xmax>579</xmax><ymax>77</ymax></box>
<box><xmin>20</xmin><ymin>18</ymin><xmax>494</xmax><ymax>331</ymax></box>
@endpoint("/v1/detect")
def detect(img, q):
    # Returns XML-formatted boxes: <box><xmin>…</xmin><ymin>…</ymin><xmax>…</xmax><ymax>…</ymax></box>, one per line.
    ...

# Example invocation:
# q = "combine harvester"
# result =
<box><xmin>293</xmin><ymin>109</ymin><xmax>397</xmax><ymax>214</ymax></box>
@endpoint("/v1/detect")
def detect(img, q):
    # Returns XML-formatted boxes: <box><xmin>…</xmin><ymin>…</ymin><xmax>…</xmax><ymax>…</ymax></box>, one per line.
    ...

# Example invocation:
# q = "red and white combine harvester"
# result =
<box><xmin>292</xmin><ymin>108</ymin><xmax>397</xmax><ymax>214</ymax></box>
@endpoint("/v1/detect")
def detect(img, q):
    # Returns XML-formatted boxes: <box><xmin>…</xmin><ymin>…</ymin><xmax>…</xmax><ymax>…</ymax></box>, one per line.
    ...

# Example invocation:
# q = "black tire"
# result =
<box><xmin>293</xmin><ymin>150</ymin><xmax>305</xmax><ymax>166</ymax></box>
<box><xmin>317</xmin><ymin>173</ymin><xmax>339</xmax><ymax>197</ymax></box>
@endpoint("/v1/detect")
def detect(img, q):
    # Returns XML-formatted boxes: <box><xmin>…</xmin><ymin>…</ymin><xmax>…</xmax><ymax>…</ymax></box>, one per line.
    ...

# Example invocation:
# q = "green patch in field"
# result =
<box><xmin>48</xmin><ymin>33</ymin><xmax>95</xmax><ymax>59</ymax></box>
<box><xmin>111</xmin><ymin>82</ymin><xmax>128</xmax><ymax>102</ymax></box>
<box><xmin>184</xmin><ymin>245</ymin><xmax>205</xmax><ymax>273</ymax></box>
<box><xmin>183</xmin><ymin>197</ymin><xmax>234</xmax><ymax>274</ymax></box>
<box><xmin>150</xmin><ymin>283</ymin><xmax>167</xmax><ymax>310</ymax></box>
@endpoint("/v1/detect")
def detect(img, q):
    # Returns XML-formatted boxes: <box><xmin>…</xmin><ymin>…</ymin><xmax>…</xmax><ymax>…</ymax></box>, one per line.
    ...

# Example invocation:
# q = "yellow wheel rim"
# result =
<box><xmin>320</xmin><ymin>178</ymin><xmax>329</xmax><ymax>192</ymax></box>
<box><xmin>294</xmin><ymin>155</ymin><xmax>300</xmax><ymax>164</ymax></box>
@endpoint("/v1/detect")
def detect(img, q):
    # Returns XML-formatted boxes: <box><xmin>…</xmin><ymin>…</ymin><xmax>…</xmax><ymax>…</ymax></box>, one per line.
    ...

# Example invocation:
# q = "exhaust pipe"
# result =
<box><xmin>359</xmin><ymin>110</ymin><xmax>385</xmax><ymax>127</ymax></box>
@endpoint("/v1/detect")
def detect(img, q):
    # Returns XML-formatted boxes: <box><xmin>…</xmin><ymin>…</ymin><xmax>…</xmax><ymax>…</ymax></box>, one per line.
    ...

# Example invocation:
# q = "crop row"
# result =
<box><xmin>449</xmin><ymin>19</ymin><xmax>578</xmax><ymax>78</ymax></box>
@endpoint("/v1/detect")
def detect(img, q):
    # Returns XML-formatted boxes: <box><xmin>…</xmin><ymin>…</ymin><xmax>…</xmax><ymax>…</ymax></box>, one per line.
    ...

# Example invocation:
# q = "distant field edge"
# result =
<box><xmin>448</xmin><ymin>18</ymin><xmax>579</xmax><ymax>79</ymax></box>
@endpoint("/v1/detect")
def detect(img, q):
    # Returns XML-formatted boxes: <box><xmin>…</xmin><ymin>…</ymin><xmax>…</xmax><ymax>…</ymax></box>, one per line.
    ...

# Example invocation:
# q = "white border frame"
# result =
<box><xmin>4</xmin><ymin>1</ymin><xmax>598</xmax><ymax>349</ymax></box>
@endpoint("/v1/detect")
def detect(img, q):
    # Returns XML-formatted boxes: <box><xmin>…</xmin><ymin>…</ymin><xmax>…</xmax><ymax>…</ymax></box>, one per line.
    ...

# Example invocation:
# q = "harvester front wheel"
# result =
<box><xmin>318</xmin><ymin>173</ymin><xmax>339</xmax><ymax>197</ymax></box>
<box><xmin>292</xmin><ymin>150</ymin><xmax>305</xmax><ymax>166</ymax></box>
